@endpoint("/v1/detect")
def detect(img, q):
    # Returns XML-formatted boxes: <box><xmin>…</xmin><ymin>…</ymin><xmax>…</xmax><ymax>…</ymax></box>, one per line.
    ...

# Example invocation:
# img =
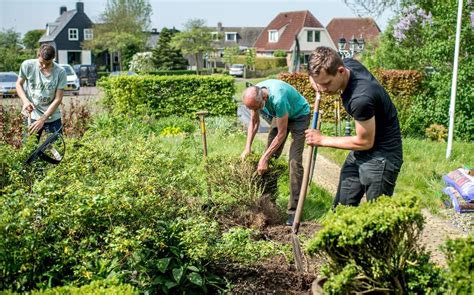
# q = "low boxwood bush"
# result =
<box><xmin>442</xmin><ymin>236</ymin><xmax>474</xmax><ymax>293</ymax></box>
<box><xmin>98</xmin><ymin>75</ymin><xmax>236</xmax><ymax>118</ymax></box>
<box><xmin>307</xmin><ymin>195</ymin><xmax>443</xmax><ymax>294</ymax></box>
<box><xmin>2</xmin><ymin>279</ymin><xmax>137</xmax><ymax>294</ymax></box>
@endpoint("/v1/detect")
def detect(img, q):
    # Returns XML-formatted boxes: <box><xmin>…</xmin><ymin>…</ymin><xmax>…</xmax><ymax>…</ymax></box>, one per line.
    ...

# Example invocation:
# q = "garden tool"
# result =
<box><xmin>291</xmin><ymin>92</ymin><xmax>321</xmax><ymax>272</ymax></box>
<box><xmin>196</xmin><ymin>110</ymin><xmax>209</xmax><ymax>158</ymax></box>
<box><xmin>23</xmin><ymin>111</ymin><xmax>65</xmax><ymax>165</ymax></box>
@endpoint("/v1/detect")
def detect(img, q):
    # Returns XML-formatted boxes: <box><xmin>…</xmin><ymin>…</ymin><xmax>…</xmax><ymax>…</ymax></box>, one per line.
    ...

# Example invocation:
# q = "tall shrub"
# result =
<box><xmin>98</xmin><ymin>75</ymin><xmax>236</xmax><ymax>117</ymax></box>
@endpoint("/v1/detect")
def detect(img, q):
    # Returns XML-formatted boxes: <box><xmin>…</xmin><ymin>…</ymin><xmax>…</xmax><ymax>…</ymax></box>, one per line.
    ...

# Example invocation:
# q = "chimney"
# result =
<box><xmin>76</xmin><ymin>1</ymin><xmax>84</xmax><ymax>13</ymax></box>
<box><xmin>217</xmin><ymin>22</ymin><xmax>223</xmax><ymax>32</ymax></box>
<box><xmin>60</xmin><ymin>6</ymin><xmax>67</xmax><ymax>15</ymax></box>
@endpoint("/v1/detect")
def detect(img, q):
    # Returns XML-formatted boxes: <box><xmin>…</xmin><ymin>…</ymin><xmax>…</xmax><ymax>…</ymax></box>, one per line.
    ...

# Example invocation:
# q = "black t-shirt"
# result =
<box><xmin>341</xmin><ymin>59</ymin><xmax>402</xmax><ymax>160</ymax></box>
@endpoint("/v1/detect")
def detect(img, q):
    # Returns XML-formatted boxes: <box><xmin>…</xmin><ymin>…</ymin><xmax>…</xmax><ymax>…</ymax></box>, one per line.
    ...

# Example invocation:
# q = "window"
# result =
<box><xmin>225</xmin><ymin>32</ymin><xmax>237</xmax><ymax>42</ymax></box>
<box><xmin>68</xmin><ymin>28</ymin><xmax>78</xmax><ymax>40</ymax></box>
<box><xmin>84</xmin><ymin>29</ymin><xmax>93</xmax><ymax>40</ymax></box>
<box><xmin>307</xmin><ymin>30</ymin><xmax>320</xmax><ymax>42</ymax></box>
<box><xmin>269</xmin><ymin>30</ymin><xmax>278</xmax><ymax>42</ymax></box>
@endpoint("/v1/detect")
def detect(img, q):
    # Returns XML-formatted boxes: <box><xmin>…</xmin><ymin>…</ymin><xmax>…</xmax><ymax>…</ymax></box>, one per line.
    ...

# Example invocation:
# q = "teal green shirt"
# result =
<box><xmin>19</xmin><ymin>59</ymin><xmax>67</xmax><ymax>123</ymax></box>
<box><xmin>256</xmin><ymin>79</ymin><xmax>310</xmax><ymax>120</ymax></box>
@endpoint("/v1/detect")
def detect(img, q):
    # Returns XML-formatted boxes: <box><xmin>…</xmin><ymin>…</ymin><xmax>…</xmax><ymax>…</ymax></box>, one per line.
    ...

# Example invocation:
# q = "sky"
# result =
<box><xmin>0</xmin><ymin>0</ymin><xmax>395</xmax><ymax>37</ymax></box>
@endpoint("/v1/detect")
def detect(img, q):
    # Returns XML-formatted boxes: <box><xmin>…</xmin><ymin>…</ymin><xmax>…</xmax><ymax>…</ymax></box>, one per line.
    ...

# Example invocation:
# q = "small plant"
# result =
<box><xmin>425</xmin><ymin>123</ymin><xmax>447</xmax><ymax>142</ymax></box>
<box><xmin>442</xmin><ymin>236</ymin><xmax>474</xmax><ymax>293</ymax></box>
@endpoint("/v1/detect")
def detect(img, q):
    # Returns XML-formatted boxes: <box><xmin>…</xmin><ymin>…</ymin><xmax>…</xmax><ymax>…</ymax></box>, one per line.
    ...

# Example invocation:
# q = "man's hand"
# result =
<box><xmin>22</xmin><ymin>102</ymin><xmax>34</xmax><ymax>114</ymax></box>
<box><xmin>305</xmin><ymin>129</ymin><xmax>323</xmax><ymax>146</ymax></box>
<box><xmin>240</xmin><ymin>148</ymin><xmax>251</xmax><ymax>161</ymax></box>
<box><xmin>28</xmin><ymin>117</ymin><xmax>45</xmax><ymax>134</ymax></box>
<box><xmin>257</xmin><ymin>157</ymin><xmax>268</xmax><ymax>175</ymax></box>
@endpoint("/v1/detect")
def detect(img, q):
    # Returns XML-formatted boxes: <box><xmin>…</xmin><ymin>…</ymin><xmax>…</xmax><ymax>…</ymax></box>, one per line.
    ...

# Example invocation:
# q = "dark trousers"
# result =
<box><xmin>334</xmin><ymin>151</ymin><xmax>403</xmax><ymax>207</ymax></box>
<box><xmin>266</xmin><ymin>114</ymin><xmax>310</xmax><ymax>214</ymax></box>
<box><xmin>23</xmin><ymin>118</ymin><xmax>62</xmax><ymax>141</ymax></box>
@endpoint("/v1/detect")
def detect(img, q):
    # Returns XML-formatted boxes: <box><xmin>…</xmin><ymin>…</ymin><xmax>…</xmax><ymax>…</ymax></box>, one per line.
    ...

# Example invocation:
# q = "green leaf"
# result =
<box><xmin>157</xmin><ymin>257</ymin><xmax>172</xmax><ymax>273</ymax></box>
<box><xmin>187</xmin><ymin>272</ymin><xmax>203</xmax><ymax>287</ymax></box>
<box><xmin>187</xmin><ymin>265</ymin><xmax>200</xmax><ymax>272</ymax></box>
<box><xmin>172</xmin><ymin>267</ymin><xmax>184</xmax><ymax>283</ymax></box>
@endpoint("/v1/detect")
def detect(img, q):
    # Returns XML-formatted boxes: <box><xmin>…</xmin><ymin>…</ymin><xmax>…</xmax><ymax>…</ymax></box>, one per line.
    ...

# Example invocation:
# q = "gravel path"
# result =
<box><xmin>255</xmin><ymin>133</ymin><xmax>471</xmax><ymax>267</ymax></box>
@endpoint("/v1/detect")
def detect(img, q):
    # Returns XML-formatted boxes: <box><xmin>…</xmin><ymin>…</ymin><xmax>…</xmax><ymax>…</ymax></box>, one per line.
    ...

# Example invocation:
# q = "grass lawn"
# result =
<box><xmin>319</xmin><ymin>137</ymin><xmax>474</xmax><ymax>212</ymax></box>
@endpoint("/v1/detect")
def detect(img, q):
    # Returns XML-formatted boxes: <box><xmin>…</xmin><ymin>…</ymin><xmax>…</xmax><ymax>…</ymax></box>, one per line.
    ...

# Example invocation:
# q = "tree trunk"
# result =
<box><xmin>194</xmin><ymin>53</ymin><xmax>199</xmax><ymax>75</ymax></box>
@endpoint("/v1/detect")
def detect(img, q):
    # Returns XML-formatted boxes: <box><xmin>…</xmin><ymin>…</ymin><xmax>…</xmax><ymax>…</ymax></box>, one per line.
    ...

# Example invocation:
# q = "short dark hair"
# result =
<box><xmin>307</xmin><ymin>46</ymin><xmax>343</xmax><ymax>77</ymax></box>
<box><xmin>38</xmin><ymin>44</ymin><xmax>56</xmax><ymax>61</ymax></box>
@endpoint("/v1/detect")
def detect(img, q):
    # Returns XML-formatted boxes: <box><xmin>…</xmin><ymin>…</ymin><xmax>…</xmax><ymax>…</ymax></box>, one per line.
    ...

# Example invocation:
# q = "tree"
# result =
<box><xmin>22</xmin><ymin>29</ymin><xmax>45</xmax><ymax>51</ymax></box>
<box><xmin>83</xmin><ymin>0</ymin><xmax>152</xmax><ymax>71</ymax></box>
<box><xmin>0</xmin><ymin>28</ymin><xmax>32</xmax><ymax>72</ymax></box>
<box><xmin>152</xmin><ymin>27</ymin><xmax>188</xmax><ymax>70</ymax></box>
<box><xmin>245</xmin><ymin>48</ymin><xmax>256</xmax><ymax>71</ymax></box>
<box><xmin>129</xmin><ymin>52</ymin><xmax>155</xmax><ymax>73</ymax></box>
<box><xmin>171</xmin><ymin>19</ymin><xmax>213</xmax><ymax>74</ymax></box>
<box><xmin>222</xmin><ymin>46</ymin><xmax>240</xmax><ymax>69</ymax></box>
<box><xmin>343</xmin><ymin>0</ymin><xmax>401</xmax><ymax>17</ymax></box>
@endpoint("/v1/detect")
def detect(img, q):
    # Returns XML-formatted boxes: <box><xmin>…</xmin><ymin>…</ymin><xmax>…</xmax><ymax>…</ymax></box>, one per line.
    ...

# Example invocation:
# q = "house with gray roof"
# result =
<box><xmin>39</xmin><ymin>2</ymin><xmax>93</xmax><ymax>65</ymax></box>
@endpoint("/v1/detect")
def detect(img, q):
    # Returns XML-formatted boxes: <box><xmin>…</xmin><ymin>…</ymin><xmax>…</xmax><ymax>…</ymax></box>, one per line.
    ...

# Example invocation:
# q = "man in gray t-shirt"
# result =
<box><xmin>16</xmin><ymin>44</ymin><xmax>67</xmax><ymax>137</ymax></box>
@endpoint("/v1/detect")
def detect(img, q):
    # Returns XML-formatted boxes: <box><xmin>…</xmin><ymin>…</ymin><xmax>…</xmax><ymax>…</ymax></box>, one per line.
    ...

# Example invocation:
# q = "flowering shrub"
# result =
<box><xmin>129</xmin><ymin>52</ymin><xmax>155</xmax><ymax>73</ymax></box>
<box><xmin>393</xmin><ymin>5</ymin><xmax>432</xmax><ymax>42</ymax></box>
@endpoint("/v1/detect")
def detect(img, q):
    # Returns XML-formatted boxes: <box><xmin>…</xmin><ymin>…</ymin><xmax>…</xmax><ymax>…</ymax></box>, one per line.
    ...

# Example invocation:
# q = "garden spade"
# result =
<box><xmin>291</xmin><ymin>92</ymin><xmax>321</xmax><ymax>272</ymax></box>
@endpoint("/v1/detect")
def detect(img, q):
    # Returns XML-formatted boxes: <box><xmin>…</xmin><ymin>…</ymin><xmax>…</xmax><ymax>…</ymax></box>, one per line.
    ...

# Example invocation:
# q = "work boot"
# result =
<box><xmin>286</xmin><ymin>213</ymin><xmax>295</xmax><ymax>226</ymax></box>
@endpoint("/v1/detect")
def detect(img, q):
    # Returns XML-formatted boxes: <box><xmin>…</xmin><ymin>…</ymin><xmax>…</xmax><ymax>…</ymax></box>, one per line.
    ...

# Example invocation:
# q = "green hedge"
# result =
<box><xmin>307</xmin><ymin>195</ymin><xmax>443</xmax><ymax>294</ymax></box>
<box><xmin>442</xmin><ymin>236</ymin><xmax>474</xmax><ymax>293</ymax></box>
<box><xmin>98</xmin><ymin>75</ymin><xmax>236</xmax><ymax>117</ymax></box>
<box><xmin>148</xmin><ymin>70</ymin><xmax>196</xmax><ymax>76</ymax></box>
<box><xmin>234</xmin><ymin>56</ymin><xmax>287</xmax><ymax>70</ymax></box>
<box><xmin>278</xmin><ymin>72</ymin><xmax>346</xmax><ymax>123</ymax></box>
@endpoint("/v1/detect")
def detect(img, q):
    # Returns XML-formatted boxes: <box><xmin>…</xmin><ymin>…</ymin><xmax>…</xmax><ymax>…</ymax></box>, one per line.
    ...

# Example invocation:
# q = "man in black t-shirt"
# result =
<box><xmin>305</xmin><ymin>46</ymin><xmax>403</xmax><ymax>207</ymax></box>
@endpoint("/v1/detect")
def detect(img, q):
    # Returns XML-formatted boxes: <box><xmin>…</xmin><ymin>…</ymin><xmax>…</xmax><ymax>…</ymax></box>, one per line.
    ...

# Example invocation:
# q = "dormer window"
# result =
<box><xmin>68</xmin><ymin>28</ymin><xmax>78</xmax><ymax>41</ymax></box>
<box><xmin>307</xmin><ymin>30</ymin><xmax>320</xmax><ymax>42</ymax></box>
<box><xmin>84</xmin><ymin>29</ymin><xmax>93</xmax><ymax>40</ymax></box>
<box><xmin>269</xmin><ymin>30</ymin><xmax>278</xmax><ymax>43</ymax></box>
<box><xmin>225</xmin><ymin>32</ymin><xmax>237</xmax><ymax>42</ymax></box>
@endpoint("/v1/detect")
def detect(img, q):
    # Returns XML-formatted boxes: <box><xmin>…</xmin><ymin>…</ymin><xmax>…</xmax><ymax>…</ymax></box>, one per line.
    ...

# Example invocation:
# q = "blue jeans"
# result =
<box><xmin>24</xmin><ymin>118</ymin><xmax>62</xmax><ymax>141</ymax></box>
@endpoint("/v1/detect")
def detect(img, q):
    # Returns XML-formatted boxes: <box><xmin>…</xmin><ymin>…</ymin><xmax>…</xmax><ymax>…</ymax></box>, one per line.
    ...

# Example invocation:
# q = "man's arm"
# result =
<box><xmin>241</xmin><ymin>109</ymin><xmax>260</xmax><ymax>159</ymax></box>
<box><xmin>305</xmin><ymin>116</ymin><xmax>375</xmax><ymax>150</ymax></box>
<box><xmin>16</xmin><ymin>76</ymin><xmax>34</xmax><ymax>114</ymax></box>
<box><xmin>28</xmin><ymin>89</ymin><xmax>64</xmax><ymax>134</ymax></box>
<box><xmin>257</xmin><ymin>114</ymin><xmax>288</xmax><ymax>174</ymax></box>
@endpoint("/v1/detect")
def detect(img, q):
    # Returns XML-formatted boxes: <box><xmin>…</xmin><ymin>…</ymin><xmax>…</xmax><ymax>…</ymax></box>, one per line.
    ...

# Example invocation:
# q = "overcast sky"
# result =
<box><xmin>0</xmin><ymin>0</ymin><xmax>395</xmax><ymax>36</ymax></box>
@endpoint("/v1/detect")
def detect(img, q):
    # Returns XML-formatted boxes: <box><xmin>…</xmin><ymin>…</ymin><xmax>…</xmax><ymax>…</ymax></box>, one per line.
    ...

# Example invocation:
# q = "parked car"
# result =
<box><xmin>0</xmin><ymin>72</ymin><xmax>18</xmax><ymax>98</ymax></box>
<box><xmin>229</xmin><ymin>64</ymin><xmax>245</xmax><ymax>77</ymax></box>
<box><xmin>73</xmin><ymin>64</ymin><xmax>98</xmax><ymax>86</ymax></box>
<box><xmin>59</xmin><ymin>64</ymin><xmax>80</xmax><ymax>95</ymax></box>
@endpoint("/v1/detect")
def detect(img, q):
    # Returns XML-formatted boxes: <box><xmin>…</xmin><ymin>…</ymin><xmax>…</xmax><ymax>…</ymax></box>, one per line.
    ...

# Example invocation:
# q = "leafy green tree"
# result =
<box><xmin>22</xmin><ymin>29</ymin><xmax>45</xmax><ymax>50</ymax></box>
<box><xmin>273</xmin><ymin>50</ymin><xmax>287</xmax><ymax>58</ymax></box>
<box><xmin>361</xmin><ymin>1</ymin><xmax>473</xmax><ymax>140</ymax></box>
<box><xmin>222</xmin><ymin>46</ymin><xmax>240</xmax><ymax>69</ymax></box>
<box><xmin>245</xmin><ymin>48</ymin><xmax>256</xmax><ymax>71</ymax></box>
<box><xmin>171</xmin><ymin>19</ymin><xmax>213</xmax><ymax>74</ymax></box>
<box><xmin>84</xmin><ymin>0</ymin><xmax>152</xmax><ymax>71</ymax></box>
<box><xmin>0</xmin><ymin>28</ymin><xmax>33</xmax><ymax>72</ymax></box>
<box><xmin>152</xmin><ymin>27</ymin><xmax>188</xmax><ymax>70</ymax></box>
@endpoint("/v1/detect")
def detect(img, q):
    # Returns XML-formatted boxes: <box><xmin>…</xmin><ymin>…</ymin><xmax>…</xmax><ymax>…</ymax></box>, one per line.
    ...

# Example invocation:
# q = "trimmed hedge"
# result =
<box><xmin>148</xmin><ymin>70</ymin><xmax>196</xmax><ymax>76</ymax></box>
<box><xmin>98</xmin><ymin>75</ymin><xmax>236</xmax><ymax>117</ymax></box>
<box><xmin>278</xmin><ymin>72</ymin><xmax>346</xmax><ymax>123</ymax></box>
<box><xmin>442</xmin><ymin>236</ymin><xmax>474</xmax><ymax>293</ymax></box>
<box><xmin>234</xmin><ymin>56</ymin><xmax>287</xmax><ymax>70</ymax></box>
<box><xmin>307</xmin><ymin>195</ymin><xmax>443</xmax><ymax>294</ymax></box>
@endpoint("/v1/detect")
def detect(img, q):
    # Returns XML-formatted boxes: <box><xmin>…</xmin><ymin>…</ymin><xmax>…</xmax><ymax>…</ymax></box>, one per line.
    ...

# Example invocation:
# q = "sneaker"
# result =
<box><xmin>286</xmin><ymin>213</ymin><xmax>295</xmax><ymax>226</ymax></box>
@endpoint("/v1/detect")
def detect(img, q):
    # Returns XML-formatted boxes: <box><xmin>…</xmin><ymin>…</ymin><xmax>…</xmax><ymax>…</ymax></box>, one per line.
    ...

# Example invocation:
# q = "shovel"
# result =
<box><xmin>292</xmin><ymin>92</ymin><xmax>321</xmax><ymax>272</ymax></box>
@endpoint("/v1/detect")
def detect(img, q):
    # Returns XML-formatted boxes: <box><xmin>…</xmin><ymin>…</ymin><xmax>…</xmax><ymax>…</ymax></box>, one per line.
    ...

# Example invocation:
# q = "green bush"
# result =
<box><xmin>442</xmin><ymin>236</ymin><xmax>474</xmax><ymax>293</ymax></box>
<box><xmin>235</xmin><ymin>56</ymin><xmax>287</xmax><ymax>70</ymax></box>
<box><xmin>278</xmin><ymin>72</ymin><xmax>346</xmax><ymax>123</ymax></box>
<box><xmin>98</xmin><ymin>75</ymin><xmax>236</xmax><ymax>118</ymax></box>
<box><xmin>307</xmin><ymin>195</ymin><xmax>443</xmax><ymax>294</ymax></box>
<box><xmin>148</xmin><ymin>70</ymin><xmax>196</xmax><ymax>76</ymax></box>
<box><xmin>1</xmin><ymin>279</ymin><xmax>138</xmax><ymax>294</ymax></box>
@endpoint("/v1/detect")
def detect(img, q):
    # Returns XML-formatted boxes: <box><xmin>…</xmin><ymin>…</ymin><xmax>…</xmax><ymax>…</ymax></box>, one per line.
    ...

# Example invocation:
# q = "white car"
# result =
<box><xmin>0</xmin><ymin>72</ymin><xmax>18</xmax><ymax>98</ymax></box>
<box><xmin>59</xmin><ymin>64</ymin><xmax>80</xmax><ymax>95</ymax></box>
<box><xmin>229</xmin><ymin>64</ymin><xmax>245</xmax><ymax>77</ymax></box>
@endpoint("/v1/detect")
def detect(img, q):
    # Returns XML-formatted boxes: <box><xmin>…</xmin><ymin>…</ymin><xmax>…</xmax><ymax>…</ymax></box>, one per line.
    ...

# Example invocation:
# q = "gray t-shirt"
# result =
<box><xmin>19</xmin><ymin>59</ymin><xmax>67</xmax><ymax>122</ymax></box>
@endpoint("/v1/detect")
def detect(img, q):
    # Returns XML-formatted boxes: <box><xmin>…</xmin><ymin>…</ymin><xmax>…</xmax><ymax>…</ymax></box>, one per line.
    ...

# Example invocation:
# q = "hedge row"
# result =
<box><xmin>234</xmin><ymin>56</ymin><xmax>287</xmax><ymax>70</ymax></box>
<box><xmin>98</xmin><ymin>75</ymin><xmax>236</xmax><ymax>117</ymax></box>
<box><xmin>279</xmin><ymin>70</ymin><xmax>425</xmax><ymax>132</ymax></box>
<box><xmin>278</xmin><ymin>72</ymin><xmax>347</xmax><ymax>124</ymax></box>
